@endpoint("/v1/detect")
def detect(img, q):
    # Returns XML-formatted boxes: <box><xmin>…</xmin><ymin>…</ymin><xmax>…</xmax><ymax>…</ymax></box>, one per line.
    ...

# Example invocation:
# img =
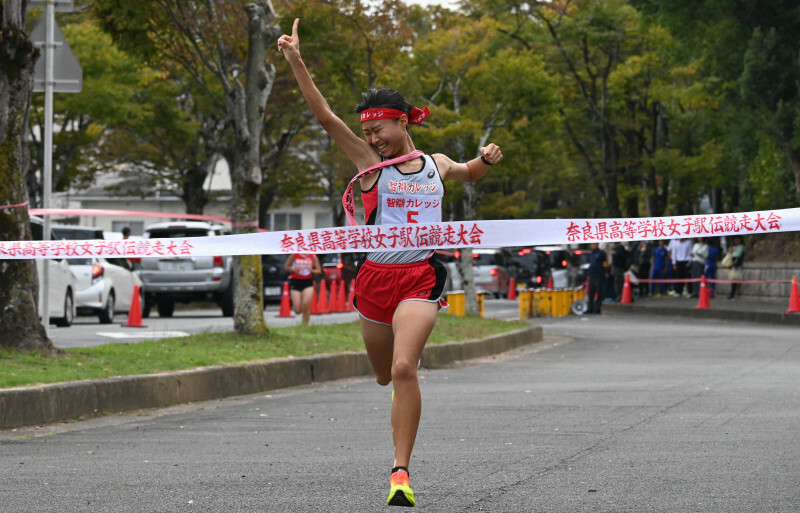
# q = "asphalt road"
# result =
<box><xmin>4</xmin><ymin>312</ymin><xmax>800</xmax><ymax>512</ymax></box>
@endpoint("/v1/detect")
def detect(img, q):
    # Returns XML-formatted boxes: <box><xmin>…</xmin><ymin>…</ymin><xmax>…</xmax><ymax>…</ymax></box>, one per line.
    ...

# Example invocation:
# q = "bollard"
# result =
<box><xmin>519</xmin><ymin>290</ymin><xmax>532</xmax><ymax>320</ymax></box>
<box><xmin>447</xmin><ymin>290</ymin><xmax>465</xmax><ymax>316</ymax></box>
<box><xmin>476</xmin><ymin>291</ymin><xmax>485</xmax><ymax>318</ymax></box>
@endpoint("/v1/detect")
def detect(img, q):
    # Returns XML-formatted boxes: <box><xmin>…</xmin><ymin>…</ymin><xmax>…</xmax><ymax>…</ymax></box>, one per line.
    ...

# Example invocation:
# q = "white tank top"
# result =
<box><xmin>361</xmin><ymin>154</ymin><xmax>445</xmax><ymax>264</ymax></box>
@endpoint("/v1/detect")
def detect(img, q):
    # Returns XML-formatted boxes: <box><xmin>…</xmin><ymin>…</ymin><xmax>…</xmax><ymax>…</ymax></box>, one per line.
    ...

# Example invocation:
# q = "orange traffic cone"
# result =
<box><xmin>695</xmin><ymin>276</ymin><xmax>712</xmax><ymax>309</ymax></box>
<box><xmin>336</xmin><ymin>279</ymin><xmax>346</xmax><ymax>312</ymax></box>
<box><xmin>317</xmin><ymin>279</ymin><xmax>329</xmax><ymax>314</ymax></box>
<box><xmin>346</xmin><ymin>279</ymin><xmax>356</xmax><ymax>312</ymax></box>
<box><xmin>547</xmin><ymin>276</ymin><xmax>554</xmax><ymax>291</ymax></box>
<box><xmin>786</xmin><ymin>276</ymin><xmax>800</xmax><ymax>314</ymax></box>
<box><xmin>620</xmin><ymin>273</ymin><xmax>633</xmax><ymax>304</ymax></box>
<box><xmin>123</xmin><ymin>284</ymin><xmax>147</xmax><ymax>327</ymax></box>
<box><xmin>329</xmin><ymin>279</ymin><xmax>340</xmax><ymax>312</ymax></box>
<box><xmin>277</xmin><ymin>281</ymin><xmax>292</xmax><ymax>317</ymax></box>
<box><xmin>310</xmin><ymin>282</ymin><xmax>319</xmax><ymax>315</ymax></box>
<box><xmin>507</xmin><ymin>277</ymin><xmax>517</xmax><ymax>300</ymax></box>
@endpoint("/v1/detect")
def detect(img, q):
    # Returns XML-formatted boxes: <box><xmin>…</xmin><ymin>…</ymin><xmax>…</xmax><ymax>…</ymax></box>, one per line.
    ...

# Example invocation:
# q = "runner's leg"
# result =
<box><xmin>300</xmin><ymin>286</ymin><xmax>314</xmax><ymax>324</ymax></box>
<box><xmin>290</xmin><ymin>288</ymin><xmax>303</xmax><ymax>315</ymax></box>
<box><xmin>361</xmin><ymin>316</ymin><xmax>394</xmax><ymax>386</ymax></box>
<box><xmin>389</xmin><ymin>300</ymin><xmax>437</xmax><ymax>468</ymax></box>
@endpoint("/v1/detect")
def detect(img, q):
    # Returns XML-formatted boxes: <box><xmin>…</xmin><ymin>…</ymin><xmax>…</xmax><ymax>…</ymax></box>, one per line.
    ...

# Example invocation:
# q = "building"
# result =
<box><xmin>51</xmin><ymin>160</ymin><xmax>337</xmax><ymax>236</ymax></box>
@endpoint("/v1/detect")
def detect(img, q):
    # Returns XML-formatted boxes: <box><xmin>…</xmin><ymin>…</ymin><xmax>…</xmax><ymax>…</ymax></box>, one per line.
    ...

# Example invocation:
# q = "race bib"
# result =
<box><xmin>382</xmin><ymin>194</ymin><xmax>442</xmax><ymax>225</ymax></box>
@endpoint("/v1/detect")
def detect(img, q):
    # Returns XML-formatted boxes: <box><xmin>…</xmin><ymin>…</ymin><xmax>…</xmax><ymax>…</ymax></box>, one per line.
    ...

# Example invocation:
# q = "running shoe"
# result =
<box><xmin>387</xmin><ymin>467</ymin><xmax>415</xmax><ymax>507</ymax></box>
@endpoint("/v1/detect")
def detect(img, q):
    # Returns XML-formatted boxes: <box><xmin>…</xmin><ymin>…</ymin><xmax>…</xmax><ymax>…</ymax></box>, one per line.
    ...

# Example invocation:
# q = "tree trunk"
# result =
<box><xmin>229</xmin><ymin>2</ymin><xmax>276</xmax><ymax>334</ymax></box>
<box><xmin>0</xmin><ymin>3</ymin><xmax>55</xmax><ymax>352</ymax></box>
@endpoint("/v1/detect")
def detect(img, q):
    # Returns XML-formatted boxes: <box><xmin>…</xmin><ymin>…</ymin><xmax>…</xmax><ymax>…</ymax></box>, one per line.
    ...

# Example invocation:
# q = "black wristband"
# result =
<box><xmin>480</xmin><ymin>154</ymin><xmax>493</xmax><ymax>166</ymax></box>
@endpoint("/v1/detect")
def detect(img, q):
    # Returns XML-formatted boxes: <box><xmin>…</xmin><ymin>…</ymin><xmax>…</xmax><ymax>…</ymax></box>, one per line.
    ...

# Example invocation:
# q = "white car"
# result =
<box><xmin>51</xmin><ymin>224</ymin><xmax>143</xmax><ymax>323</ymax></box>
<box><xmin>67</xmin><ymin>257</ymin><xmax>143</xmax><ymax>323</ymax></box>
<box><xmin>471</xmin><ymin>248</ymin><xmax>513</xmax><ymax>298</ymax></box>
<box><xmin>30</xmin><ymin>217</ymin><xmax>76</xmax><ymax>327</ymax></box>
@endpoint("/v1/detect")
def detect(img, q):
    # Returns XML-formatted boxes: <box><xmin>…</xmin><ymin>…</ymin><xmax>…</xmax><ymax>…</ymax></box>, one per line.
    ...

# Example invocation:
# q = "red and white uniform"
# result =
<box><xmin>289</xmin><ymin>253</ymin><xmax>315</xmax><ymax>280</ymax></box>
<box><xmin>361</xmin><ymin>154</ymin><xmax>445</xmax><ymax>264</ymax></box>
<box><xmin>354</xmin><ymin>154</ymin><xmax>449</xmax><ymax>325</ymax></box>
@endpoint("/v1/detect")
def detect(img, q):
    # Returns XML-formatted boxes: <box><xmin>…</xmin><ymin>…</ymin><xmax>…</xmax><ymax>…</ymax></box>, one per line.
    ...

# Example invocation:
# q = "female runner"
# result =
<box><xmin>284</xmin><ymin>252</ymin><xmax>322</xmax><ymax>324</ymax></box>
<box><xmin>279</xmin><ymin>18</ymin><xmax>502</xmax><ymax>507</ymax></box>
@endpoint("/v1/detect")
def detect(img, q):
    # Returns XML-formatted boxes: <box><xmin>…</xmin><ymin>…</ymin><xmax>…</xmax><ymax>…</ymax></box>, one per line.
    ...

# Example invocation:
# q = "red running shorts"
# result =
<box><xmin>354</xmin><ymin>257</ymin><xmax>448</xmax><ymax>325</ymax></box>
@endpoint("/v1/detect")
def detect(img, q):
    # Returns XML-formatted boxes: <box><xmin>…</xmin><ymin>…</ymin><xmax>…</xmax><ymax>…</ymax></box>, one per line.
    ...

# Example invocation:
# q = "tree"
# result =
<box><xmin>95</xmin><ymin>0</ymin><xmax>281</xmax><ymax>334</ymax></box>
<box><xmin>268</xmin><ymin>0</ymin><xmax>415</xmax><ymax>225</ymax></box>
<box><xmin>483</xmin><ymin>0</ymin><xmax>720</xmax><ymax>217</ymax></box>
<box><xmin>25</xmin><ymin>19</ymin><xmax>161</xmax><ymax>206</ymax></box>
<box><xmin>0</xmin><ymin>1</ymin><xmax>55</xmax><ymax>352</ymax></box>
<box><xmin>630</xmin><ymin>0</ymin><xmax>800</xmax><ymax>210</ymax></box>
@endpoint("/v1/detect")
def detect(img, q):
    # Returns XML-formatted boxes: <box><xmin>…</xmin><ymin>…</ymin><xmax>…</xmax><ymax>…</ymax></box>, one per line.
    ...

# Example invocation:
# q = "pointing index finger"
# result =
<box><xmin>292</xmin><ymin>18</ymin><xmax>299</xmax><ymax>38</ymax></box>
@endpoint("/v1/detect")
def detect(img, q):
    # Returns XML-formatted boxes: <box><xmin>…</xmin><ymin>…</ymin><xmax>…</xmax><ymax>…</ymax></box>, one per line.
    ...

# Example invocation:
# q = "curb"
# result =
<box><xmin>603</xmin><ymin>302</ymin><xmax>800</xmax><ymax>325</ymax></box>
<box><xmin>0</xmin><ymin>325</ymin><xmax>542</xmax><ymax>430</ymax></box>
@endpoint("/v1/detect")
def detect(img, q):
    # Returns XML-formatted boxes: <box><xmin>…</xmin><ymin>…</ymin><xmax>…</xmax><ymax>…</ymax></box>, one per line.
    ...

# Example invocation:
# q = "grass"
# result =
<box><xmin>0</xmin><ymin>315</ymin><xmax>529</xmax><ymax>389</ymax></box>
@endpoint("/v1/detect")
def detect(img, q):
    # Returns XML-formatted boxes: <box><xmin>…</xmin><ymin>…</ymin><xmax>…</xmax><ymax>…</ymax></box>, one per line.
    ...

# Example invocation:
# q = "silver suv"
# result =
<box><xmin>137</xmin><ymin>221</ymin><xmax>233</xmax><ymax>317</ymax></box>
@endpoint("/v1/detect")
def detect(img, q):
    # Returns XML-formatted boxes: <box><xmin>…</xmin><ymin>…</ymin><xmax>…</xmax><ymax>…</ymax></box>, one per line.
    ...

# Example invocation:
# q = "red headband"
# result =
<box><xmin>360</xmin><ymin>106</ymin><xmax>430</xmax><ymax>125</ymax></box>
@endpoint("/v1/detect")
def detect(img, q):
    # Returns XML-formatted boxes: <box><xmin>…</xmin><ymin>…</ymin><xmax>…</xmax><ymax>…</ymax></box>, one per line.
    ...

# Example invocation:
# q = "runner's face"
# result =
<box><xmin>362</xmin><ymin>117</ymin><xmax>406</xmax><ymax>157</ymax></box>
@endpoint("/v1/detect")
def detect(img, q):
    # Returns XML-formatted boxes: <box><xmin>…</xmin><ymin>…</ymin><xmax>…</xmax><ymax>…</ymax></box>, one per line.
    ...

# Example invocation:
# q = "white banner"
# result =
<box><xmin>2</xmin><ymin>207</ymin><xmax>797</xmax><ymax>259</ymax></box>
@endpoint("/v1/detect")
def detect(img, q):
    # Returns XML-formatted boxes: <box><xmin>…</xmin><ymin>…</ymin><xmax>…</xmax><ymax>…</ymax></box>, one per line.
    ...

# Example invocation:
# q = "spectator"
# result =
<box><xmin>612</xmin><ymin>242</ymin><xmax>629</xmax><ymax>301</ymax></box>
<box><xmin>122</xmin><ymin>226</ymin><xmax>131</xmax><ymax>239</ymax></box>
<box><xmin>586</xmin><ymin>242</ymin><xmax>608</xmax><ymax>314</ymax></box>
<box><xmin>650</xmin><ymin>240</ymin><xmax>669</xmax><ymax>296</ymax></box>
<box><xmin>705</xmin><ymin>240</ymin><xmax>720</xmax><ymax>298</ymax></box>
<box><xmin>667</xmin><ymin>238</ymin><xmax>692</xmax><ymax>297</ymax></box>
<box><xmin>726</xmin><ymin>235</ymin><xmax>745</xmax><ymax>300</ymax></box>
<box><xmin>635</xmin><ymin>240</ymin><xmax>652</xmax><ymax>297</ymax></box>
<box><xmin>689</xmin><ymin>237</ymin><xmax>709</xmax><ymax>298</ymax></box>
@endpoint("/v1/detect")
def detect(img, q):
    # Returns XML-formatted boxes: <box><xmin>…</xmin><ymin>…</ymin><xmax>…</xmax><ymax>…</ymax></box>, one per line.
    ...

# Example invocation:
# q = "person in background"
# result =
<box><xmin>650</xmin><ymin>240</ymin><xmax>668</xmax><ymax>296</ymax></box>
<box><xmin>635</xmin><ymin>240</ymin><xmax>652</xmax><ymax>297</ymax></box>
<box><xmin>587</xmin><ymin>242</ymin><xmax>608</xmax><ymax>314</ymax></box>
<box><xmin>689</xmin><ymin>237</ymin><xmax>709</xmax><ymax>298</ymax></box>
<box><xmin>611</xmin><ymin>241</ymin><xmax>630</xmax><ymax>302</ymax></box>
<box><xmin>284</xmin><ymin>253</ymin><xmax>322</xmax><ymax>325</ymax></box>
<box><xmin>122</xmin><ymin>227</ymin><xmax>131</xmax><ymax>239</ymax></box>
<box><xmin>667</xmin><ymin>238</ymin><xmax>693</xmax><ymax>297</ymax></box>
<box><xmin>726</xmin><ymin>235</ymin><xmax>745</xmax><ymax>300</ymax></box>
<box><xmin>705</xmin><ymin>240</ymin><xmax>720</xmax><ymax>298</ymax></box>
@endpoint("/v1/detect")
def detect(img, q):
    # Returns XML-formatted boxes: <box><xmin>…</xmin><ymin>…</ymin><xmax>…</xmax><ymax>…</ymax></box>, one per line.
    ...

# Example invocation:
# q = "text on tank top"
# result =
<box><xmin>361</xmin><ymin>154</ymin><xmax>445</xmax><ymax>264</ymax></box>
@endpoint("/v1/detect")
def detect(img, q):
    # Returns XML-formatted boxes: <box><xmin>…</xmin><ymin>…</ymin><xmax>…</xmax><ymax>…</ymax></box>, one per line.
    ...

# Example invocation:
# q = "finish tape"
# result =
<box><xmin>3</xmin><ymin>206</ymin><xmax>798</xmax><ymax>260</ymax></box>
<box><xmin>29</xmin><ymin>208</ymin><xmax>232</xmax><ymax>224</ymax></box>
<box><xmin>0</xmin><ymin>201</ymin><xmax>29</xmax><ymax>210</ymax></box>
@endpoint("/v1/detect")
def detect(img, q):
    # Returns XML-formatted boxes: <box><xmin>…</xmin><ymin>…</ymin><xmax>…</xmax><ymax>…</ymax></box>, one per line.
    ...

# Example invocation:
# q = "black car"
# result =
<box><xmin>262</xmin><ymin>254</ymin><xmax>291</xmax><ymax>303</ymax></box>
<box><xmin>508</xmin><ymin>247</ymin><xmax>552</xmax><ymax>289</ymax></box>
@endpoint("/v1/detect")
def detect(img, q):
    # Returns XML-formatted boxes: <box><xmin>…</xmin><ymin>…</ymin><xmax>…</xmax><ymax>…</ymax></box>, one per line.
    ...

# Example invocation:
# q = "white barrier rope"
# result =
<box><xmin>2</xmin><ymin>207</ymin><xmax>798</xmax><ymax>259</ymax></box>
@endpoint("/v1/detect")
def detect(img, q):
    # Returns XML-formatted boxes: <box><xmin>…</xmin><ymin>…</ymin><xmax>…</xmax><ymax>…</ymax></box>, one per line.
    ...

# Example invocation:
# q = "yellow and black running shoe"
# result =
<box><xmin>387</xmin><ymin>467</ymin><xmax>415</xmax><ymax>507</ymax></box>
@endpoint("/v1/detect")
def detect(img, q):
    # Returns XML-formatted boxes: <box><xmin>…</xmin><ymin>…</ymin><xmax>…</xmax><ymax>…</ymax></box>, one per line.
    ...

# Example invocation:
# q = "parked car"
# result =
<box><xmin>319</xmin><ymin>252</ymin><xmax>360</xmax><ymax>286</ymax></box>
<box><xmin>65</xmin><ymin>257</ymin><xmax>143</xmax><ymax>323</ymax></box>
<box><xmin>52</xmin><ymin>224</ymin><xmax>143</xmax><ymax>323</ymax></box>
<box><xmin>52</xmin><ymin>224</ymin><xmax>103</xmax><ymax>241</ymax></box>
<box><xmin>508</xmin><ymin>247</ymin><xmax>552</xmax><ymax>289</ymax></box>
<box><xmin>534</xmin><ymin>245</ymin><xmax>580</xmax><ymax>288</ymax></box>
<box><xmin>137</xmin><ymin>222</ymin><xmax>234</xmax><ymax>318</ymax></box>
<box><xmin>572</xmin><ymin>247</ymin><xmax>592</xmax><ymax>285</ymax></box>
<box><xmin>470</xmin><ymin>248</ymin><xmax>514</xmax><ymax>298</ymax></box>
<box><xmin>262</xmin><ymin>254</ymin><xmax>291</xmax><ymax>303</ymax></box>
<box><xmin>29</xmin><ymin>216</ymin><xmax>76</xmax><ymax>327</ymax></box>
